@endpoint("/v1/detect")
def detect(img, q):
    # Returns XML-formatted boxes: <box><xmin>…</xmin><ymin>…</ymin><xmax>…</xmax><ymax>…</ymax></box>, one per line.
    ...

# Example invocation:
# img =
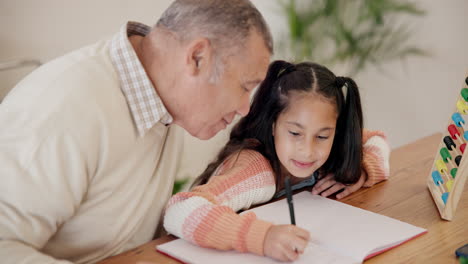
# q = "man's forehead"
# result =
<box><xmin>236</xmin><ymin>31</ymin><xmax>271</xmax><ymax>78</ymax></box>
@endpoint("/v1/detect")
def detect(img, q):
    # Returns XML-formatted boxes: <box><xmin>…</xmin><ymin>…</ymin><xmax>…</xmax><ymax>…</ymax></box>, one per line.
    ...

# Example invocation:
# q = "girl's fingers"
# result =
<box><xmin>289</xmin><ymin>236</ymin><xmax>309</xmax><ymax>255</ymax></box>
<box><xmin>313</xmin><ymin>174</ymin><xmax>334</xmax><ymax>188</ymax></box>
<box><xmin>319</xmin><ymin>183</ymin><xmax>345</xmax><ymax>197</ymax></box>
<box><xmin>311</xmin><ymin>175</ymin><xmax>335</xmax><ymax>194</ymax></box>
<box><xmin>284</xmin><ymin>246</ymin><xmax>299</xmax><ymax>261</ymax></box>
<box><xmin>275</xmin><ymin>251</ymin><xmax>290</xmax><ymax>262</ymax></box>
<box><xmin>287</xmin><ymin>226</ymin><xmax>309</xmax><ymax>256</ymax></box>
<box><xmin>291</xmin><ymin>226</ymin><xmax>310</xmax><ymax>241</ymax></box>
<box><xmin>336</xmin><ymin>172</ymin><xmax>367</xmax><ymax>199</ymax></box>
<box><xmin>312</xmin><ymin>181</ymin><xmax>334</xmax><ymax>194</ymax></box>
<box><xmin>336</xmin><ymin>187</ymin><xmax>353</xmax><ymax>199</ymax></box>
<box><xmin>265</xmin><ymin>225</ymin><xmax>310</xmax><ymax>262</ymax></box>
<box><xmin>295</xmin><ymin>237</ymin><xmax>309</xmax><ymax>254</ymax></box>
<box><xmin>312</xmin><ymin>170</ymin><xmax>369</xmax><ymax>199</ymax></box>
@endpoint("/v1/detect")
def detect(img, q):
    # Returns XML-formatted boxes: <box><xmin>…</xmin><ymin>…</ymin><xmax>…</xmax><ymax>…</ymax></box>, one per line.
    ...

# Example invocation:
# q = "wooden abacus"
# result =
<box><xmin>427</xmin><ymin>75</ymin><xmax>468</xmax><ymax>221</ymax></box>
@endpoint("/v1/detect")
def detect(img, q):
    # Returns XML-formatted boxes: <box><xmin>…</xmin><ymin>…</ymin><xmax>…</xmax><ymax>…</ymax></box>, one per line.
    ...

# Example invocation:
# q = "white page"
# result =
<box><xmin>157</xmin><ymin>192</ymin><xmax>426</xmax><ymax>263</ymax></box>
<box><xmin>158</xmin><ymin>239</ymin><xmax>357</xmax><ymax>264</ymax></box>
<box><xmin>250</xmin><ymin>192</ymin><xmax>426</xmax><ymax>261</ymax></box>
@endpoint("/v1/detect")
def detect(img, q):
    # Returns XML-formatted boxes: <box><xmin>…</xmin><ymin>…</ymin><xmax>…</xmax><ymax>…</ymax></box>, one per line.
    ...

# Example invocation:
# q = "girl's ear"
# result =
<box><xmin>272</xmin><ymin>122</ymin><xmax>276</xmax><ymax>137</ymax></box>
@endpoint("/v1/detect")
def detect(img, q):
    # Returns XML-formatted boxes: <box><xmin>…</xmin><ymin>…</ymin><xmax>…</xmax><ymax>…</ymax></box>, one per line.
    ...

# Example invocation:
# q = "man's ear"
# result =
<box><xmin>185</xmin><ymin>38</ymin><xmax>212</xmax><ymax>76</ymax></box>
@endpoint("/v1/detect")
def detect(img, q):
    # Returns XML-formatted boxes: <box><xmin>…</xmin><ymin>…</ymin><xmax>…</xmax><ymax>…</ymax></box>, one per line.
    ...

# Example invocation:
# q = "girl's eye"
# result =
<box><xmin>317</xmin><ymin>136</ymin><xmax>329</xmax><ymax>140</ymax></box>
<box><xmin>288</xmin><ymin>131</ymin><xmax>300</xmax><ymax>136</ymax></box>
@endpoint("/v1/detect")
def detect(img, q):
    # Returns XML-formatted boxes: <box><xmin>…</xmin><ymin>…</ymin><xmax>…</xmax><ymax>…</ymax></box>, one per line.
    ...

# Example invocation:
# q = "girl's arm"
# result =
<box><xmin>163</xmin><ymin>150</ymin><xmax>276</xmax><ymax>256</ymax></box>
<box><xmin>362</xmin><ymin>129</ymin><xmax>390</xmax><ymax>187</ymax></box>
<box><xmin>312</xmin><ymin>129</ymin><xmax>390</xmax><ymax>198</ymax></box>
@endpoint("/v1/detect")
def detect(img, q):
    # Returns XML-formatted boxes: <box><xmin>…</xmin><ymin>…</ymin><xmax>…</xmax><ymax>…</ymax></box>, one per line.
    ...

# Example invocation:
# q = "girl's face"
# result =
<box><xmin>273</xmin><ymin>92</ymin><xmax>337</xmax><ymax>178</ymax></box>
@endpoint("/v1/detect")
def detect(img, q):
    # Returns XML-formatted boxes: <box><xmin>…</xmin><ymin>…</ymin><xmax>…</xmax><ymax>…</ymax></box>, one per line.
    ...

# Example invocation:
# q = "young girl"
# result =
<box><xmin>164</xmin><ymin>61</ymin><xmax>389</xmax><ymax>262</ymax></box>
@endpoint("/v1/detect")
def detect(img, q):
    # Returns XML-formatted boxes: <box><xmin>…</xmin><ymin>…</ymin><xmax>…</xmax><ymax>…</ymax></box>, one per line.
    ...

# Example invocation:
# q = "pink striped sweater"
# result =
<box><xmin>164</xmin><ymin>130</ymin><xmax>390</xmax><ymax>256</ymax></box>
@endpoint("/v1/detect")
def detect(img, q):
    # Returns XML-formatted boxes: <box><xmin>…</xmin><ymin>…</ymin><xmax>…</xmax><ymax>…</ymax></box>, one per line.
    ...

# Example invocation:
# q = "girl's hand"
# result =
<box><xmin>311</xmin><ymin>171</ymin><xmax>366</xmax><ymax>199</ymax></box>
<box><xmin>263</xmin><ymin>224</ymin><xmax>310</xmax><ymax>262</ymax></box>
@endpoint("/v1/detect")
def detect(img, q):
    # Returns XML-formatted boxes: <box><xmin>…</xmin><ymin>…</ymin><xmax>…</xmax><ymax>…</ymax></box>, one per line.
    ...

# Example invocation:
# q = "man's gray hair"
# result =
<box><xmin>157</xmin><ymin>0</ymin><xmax>273</xmax><ymax>53</ymax></box>
<box><xmin>156</xmin><ymin>0</ymin><xmax>273</xmax><ymax>82</ymax></box>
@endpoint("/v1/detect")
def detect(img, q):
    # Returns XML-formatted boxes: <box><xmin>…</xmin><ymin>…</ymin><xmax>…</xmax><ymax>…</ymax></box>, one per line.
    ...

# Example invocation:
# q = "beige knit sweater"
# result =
<box><xmin>0</xmin><ymin>39</ymin><xmax>183</xmax><ymax>263</ymax></box>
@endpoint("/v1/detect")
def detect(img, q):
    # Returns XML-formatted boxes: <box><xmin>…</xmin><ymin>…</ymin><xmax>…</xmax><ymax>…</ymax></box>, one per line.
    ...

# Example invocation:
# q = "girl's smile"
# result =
<box><xmin>273</xmin><ymin>92</ymin><xmax>337</xmax><ymax>179</ymax></box>
<box><xmin>292</xmin><ymin>159</ymin><xmax>315</xmax><ymax>169</ymax></box>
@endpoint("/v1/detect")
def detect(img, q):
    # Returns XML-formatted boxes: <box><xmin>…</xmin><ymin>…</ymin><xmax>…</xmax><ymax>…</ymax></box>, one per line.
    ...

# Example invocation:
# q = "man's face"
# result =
<box><xmin>180</xmin><ymin>31</ymin><xmax>271</xmax><ymax>140</ymax></box>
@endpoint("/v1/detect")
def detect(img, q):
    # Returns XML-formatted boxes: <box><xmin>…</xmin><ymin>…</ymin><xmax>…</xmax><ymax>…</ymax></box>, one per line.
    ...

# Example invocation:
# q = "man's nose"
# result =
<box><xmin>236</xmin><ymin>96</ymin><xmax>251</xmax><ymax>117</ymax></box>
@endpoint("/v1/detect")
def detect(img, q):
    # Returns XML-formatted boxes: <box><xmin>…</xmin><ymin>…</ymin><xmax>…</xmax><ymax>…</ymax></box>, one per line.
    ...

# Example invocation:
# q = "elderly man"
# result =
<box><xmin>0</xmin><ymin>0</ymin><xmax>271</xmax><ymax>263</ymax></box>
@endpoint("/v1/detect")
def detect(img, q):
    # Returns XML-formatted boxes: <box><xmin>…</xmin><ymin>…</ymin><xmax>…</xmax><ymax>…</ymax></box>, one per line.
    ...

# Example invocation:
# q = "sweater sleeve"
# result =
<box><xmin>0</xmin><ymin>131</ymin><xmax>86</xmax><ymax>264</ymax></box>
<box><xmin>362</xmin><ymin>129</ymin><xmax>391</xmax><ymax>187</ymax></box>
<box><xmin>163</xmin><ymin>150</ymin><xmax>276</xmax><ymax>256</ymax></box>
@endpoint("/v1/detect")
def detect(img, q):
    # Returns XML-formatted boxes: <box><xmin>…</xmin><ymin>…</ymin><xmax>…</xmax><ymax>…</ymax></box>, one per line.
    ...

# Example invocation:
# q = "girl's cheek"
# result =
<box><xmin>319</xmin><ymin>146</ymin><xmax>333</xmax><ymax>163</ymax></box>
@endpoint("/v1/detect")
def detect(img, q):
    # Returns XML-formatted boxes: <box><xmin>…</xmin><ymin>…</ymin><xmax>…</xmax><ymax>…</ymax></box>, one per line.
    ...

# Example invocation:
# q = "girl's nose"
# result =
<box><xmin>299</xmin><ymin>141</ymin><xmax>316</xmax><ymax>159</ymax></box>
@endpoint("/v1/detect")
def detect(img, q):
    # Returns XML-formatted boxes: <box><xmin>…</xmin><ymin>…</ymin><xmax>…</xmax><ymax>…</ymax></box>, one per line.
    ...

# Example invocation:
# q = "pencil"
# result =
<box><xmin>285</xmin><ymin>177</ymin><xmax>296</xmax><ymax>225</ymax></box>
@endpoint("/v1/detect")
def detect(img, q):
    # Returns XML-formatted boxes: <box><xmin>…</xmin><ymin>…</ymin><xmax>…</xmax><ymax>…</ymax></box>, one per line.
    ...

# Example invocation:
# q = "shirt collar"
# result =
<box><xmin>109</xmin><ymin>21</ymin><xmax>173</xmax><ymax>136</ymax></box>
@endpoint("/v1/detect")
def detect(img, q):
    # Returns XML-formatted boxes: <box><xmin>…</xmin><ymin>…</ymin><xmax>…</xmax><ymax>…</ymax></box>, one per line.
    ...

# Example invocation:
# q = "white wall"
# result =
<box><xmin>1</xmin><ymin>0</ymin><xmax>467</xmax><ymax>180</ymax></box>
<box><xmin>355</xmin><ymin>0</ymin><xmax>468</xmax><ymax>149</ymax></box>
<box><xmin>0</xmin><ymin>0</ymin><xmax>172</xmax><ymax>98</ymax></box>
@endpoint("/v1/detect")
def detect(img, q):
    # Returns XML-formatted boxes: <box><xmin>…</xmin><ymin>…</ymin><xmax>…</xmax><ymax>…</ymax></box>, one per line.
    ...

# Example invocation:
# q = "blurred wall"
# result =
<box><xmin>0</xmin><ymin>0</ymin><xmax>171</xmax><ymax>98</ymax></box>
<box><xmin>1</xmin><ymin>0</ymin><xmax>467</xmax><ymax>180</ymax></box>
<box><xmin>355</xmin><ymin>1</ymin><xmax>468</xmax><ymax>151</ymax></box>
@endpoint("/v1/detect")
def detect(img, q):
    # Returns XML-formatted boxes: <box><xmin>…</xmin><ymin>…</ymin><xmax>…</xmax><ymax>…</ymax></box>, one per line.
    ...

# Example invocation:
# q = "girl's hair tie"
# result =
<box><xmin>335</xmin><ymin>76</ymin><xmax>347</xmax><ymax>88</ymax></box>
<box><xmin>277</xmin><ymin>64</ymin><xmax>296</xmax><ymax>78</ymax></box>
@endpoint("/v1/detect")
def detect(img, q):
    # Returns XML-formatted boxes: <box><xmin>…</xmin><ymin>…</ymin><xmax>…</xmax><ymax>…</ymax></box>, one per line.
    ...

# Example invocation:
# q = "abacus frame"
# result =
<box><xmin>426</xmin><ymin>77</ymin><xmax>468</xmax><ymax>221</ymax></box>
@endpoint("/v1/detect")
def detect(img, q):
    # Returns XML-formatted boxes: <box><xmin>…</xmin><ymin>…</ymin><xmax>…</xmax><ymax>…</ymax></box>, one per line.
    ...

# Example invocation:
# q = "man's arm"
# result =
<box><xmin>0</xmin><ymin>131</ymin><xmax>87</xmax><ymax>264</ymax></box>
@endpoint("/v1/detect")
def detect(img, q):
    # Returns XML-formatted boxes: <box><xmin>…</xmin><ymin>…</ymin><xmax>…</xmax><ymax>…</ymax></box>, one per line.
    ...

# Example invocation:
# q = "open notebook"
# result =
<box><xmin>157</xmin><ymin>192</ymin><xmax>427</xmax><ymax>264</ymax></box>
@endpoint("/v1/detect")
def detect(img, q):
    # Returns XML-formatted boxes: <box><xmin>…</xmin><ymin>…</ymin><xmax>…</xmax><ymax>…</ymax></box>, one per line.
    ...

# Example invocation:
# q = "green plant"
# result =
<box><xmin>172</xmin><ymin>178</ymin><xmax>190</xmax><ymax>194</ymax></box>
<box><xmin>277</xmin><ymin>0</ymin><xmax>427</xmax><ymax>75</ymax></box>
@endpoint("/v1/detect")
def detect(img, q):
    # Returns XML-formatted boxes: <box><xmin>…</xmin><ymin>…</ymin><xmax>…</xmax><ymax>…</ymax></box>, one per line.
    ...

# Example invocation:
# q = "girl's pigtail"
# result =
<box><xmin>333</xmin><ymin>77</ymin><xmax>364</xmax><ymax>184</ymax></box>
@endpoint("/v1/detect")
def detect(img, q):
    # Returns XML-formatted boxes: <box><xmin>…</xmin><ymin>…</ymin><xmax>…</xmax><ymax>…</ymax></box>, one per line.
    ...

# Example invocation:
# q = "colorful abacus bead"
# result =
<box><xmin>448</xmin><ymin>124</ymin><xmax>465</xmax><ymax>145</ymax></box>
<box><xmin>431</xmin><ymin>171</ymin><xmax>446</xmax><ymax>190</ymax></box>
<box><xmin>436</xmin><ymin>160</ymin><xmax>454</xmax><ymax>191</ymax></box>
<box><xmin>431</xmin><ymin>183</ymin><xmax>445</xmax><ymax>205</ymax></box>
<box><xmin>446</xmin><ymin>179</ymin><xmax>454</xmax><ymax>192</ymax></box>
<box><xmin>432</xmin><ymin>171</ymin><xmax>448</xmax><ymax>204</ymax></box>
<box><xmin>452</xmin><ymin>112</ymin><xmax>465</xmax><ymax>126</ymax></box>
<box><xmin>451</xmin><ymin>113</ymin><xmax>468</xmax><ymax>140</ymax></box>
<box><xmin>442</xmin><ymin>192</ymin><xmax>449</xmax><ymax>204</ymax></box>
<box><xmin>436</xmin><ymin>159</ymin><xmax>448</xmax><ymax>174</ymax></box>
<box><xmin>450</xmin><ymin>168</ymin><xmax>457</xmax><ymax>179</ymax></box>
<box><xmin>443</xmin><ymin>136</ymin><xmax>461</xmax><ymax>156</ymax></box>
<box><xmin>461</xmin><ymin>143</ymin><xmax>466</xmax><ymax>154</ymax></box>
<box><xmin>457</xmin><ymin>99</ymin><xmax>468</xmax><ymax>114</ymax></box>
<box><xmin>440</xmin><ymin>148</ymin><xmax>456</xmax><ymax>168</ymax></box>
<box><xmin>443</xmin><ymin>136</ymin><xmax>456</xmax><ymax>150</ymax></box>
<box><xmin>462</xmin><ymin>88</ymin><xmax>468</xmax><ymax>102</ymax></box>
<box><xmin>455</xmin><ymin>155</ymin><xmax>463</xmax><ymax>166</ymax></box>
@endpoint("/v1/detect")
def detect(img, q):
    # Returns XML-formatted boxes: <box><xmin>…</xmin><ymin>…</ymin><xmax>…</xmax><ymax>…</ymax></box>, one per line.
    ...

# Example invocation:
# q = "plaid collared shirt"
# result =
<box><xmin>109</xmin><ymin>21</ymin><xmax>173</xmax><ymax>137</ymax></box>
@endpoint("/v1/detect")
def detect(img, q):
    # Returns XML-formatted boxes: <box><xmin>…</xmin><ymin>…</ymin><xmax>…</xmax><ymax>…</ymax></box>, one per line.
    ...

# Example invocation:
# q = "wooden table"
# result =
<box><xmin>99</xmin><ymin>133</ymin><xmax>468</xmax><ymax>264</ymax></box>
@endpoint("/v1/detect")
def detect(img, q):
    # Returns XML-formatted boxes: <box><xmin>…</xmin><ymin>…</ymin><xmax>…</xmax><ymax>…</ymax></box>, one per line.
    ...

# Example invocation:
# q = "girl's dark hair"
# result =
<box><xmin>191</xmin><ymin>60</ymin><xmax>363</xmax><ymax>191</ymax></box>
